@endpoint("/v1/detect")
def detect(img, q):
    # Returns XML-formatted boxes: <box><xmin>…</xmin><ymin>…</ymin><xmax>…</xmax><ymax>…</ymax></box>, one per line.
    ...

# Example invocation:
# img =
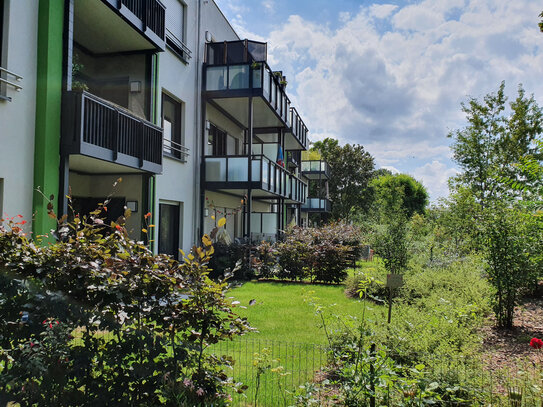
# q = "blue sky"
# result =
<box><xmin>214</xmin><ymin>0</ymin><xmax>543</xmax><ymax>201</ymax></box>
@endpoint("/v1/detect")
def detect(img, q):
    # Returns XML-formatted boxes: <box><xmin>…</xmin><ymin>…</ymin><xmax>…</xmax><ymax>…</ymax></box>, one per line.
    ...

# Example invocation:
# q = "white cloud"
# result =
<box><xmin>369</xmin><ymin>4</ymin><xmax>398</xmax><ymax>19</ymax></box>
<box><xmin>262</xmin><ymin>0</ymin><xmax>275</xmax><ymax>13</ymax></box>
<box><xmin>254</xmin><ymin>0</ymin><xmax>543</xmax><ymax>201</ymax></box>
<box><xmin>217</xmin><ymin>0</ymin><xmax>543</xmax><ymax>201</ymax></box>
<box><xmin>412</xmin><ymin>161</ymin><xmax>459</xmax><ymax>202</ymax></box>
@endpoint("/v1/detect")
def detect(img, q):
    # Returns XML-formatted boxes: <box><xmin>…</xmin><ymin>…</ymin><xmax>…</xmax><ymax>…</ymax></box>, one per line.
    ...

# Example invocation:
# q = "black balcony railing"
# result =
<box><xmin>103</xmin><ymin>0</ymin><xmax>166</xmax><ymax>48</ymax></box>
<box><xmin>62</xmin><ymin>91</ymin><xmax>163</xmax><ymax>173</ymax></box>
<box><xmin>302</xmin><ymin>198</ymin><xmax>331</xmax><ymax>212</ymax></box>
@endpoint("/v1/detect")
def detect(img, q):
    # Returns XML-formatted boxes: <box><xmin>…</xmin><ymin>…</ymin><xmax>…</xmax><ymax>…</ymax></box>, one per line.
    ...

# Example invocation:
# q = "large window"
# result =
<box><xmin>159</xmin><ymin>203</ymin><xmax>181</xmax><ymax>258</ymax></box>
<box><xmin>162</xmin><ymin>92</ymin><xmax>184</xmax><ymax>159</ymax></box>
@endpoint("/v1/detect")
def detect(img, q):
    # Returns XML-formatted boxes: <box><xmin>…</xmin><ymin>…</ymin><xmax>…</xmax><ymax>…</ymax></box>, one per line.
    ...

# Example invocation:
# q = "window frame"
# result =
<box><xmin>164</xmin><ymin>0</ymin><xmax>190</xmax><ymax>63</ymax></box>
<box><xmin>158</xmin><ymin>202</ymin><xmax>181</xmax><ymax>259</ymax></box>
<box><xmin>161</xmin><ymin>92</ymin><xmax>184</xmax><ymax>160</ymax></box>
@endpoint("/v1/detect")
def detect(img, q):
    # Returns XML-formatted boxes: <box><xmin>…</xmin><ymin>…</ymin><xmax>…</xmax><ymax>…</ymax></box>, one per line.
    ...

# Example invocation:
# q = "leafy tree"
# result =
<box><xmin>370</xmin><ymin>173</ymin><xmax>428</xmax><ymax>217</ymax></box>
<box><xmin>481</xmin><ymin>204</ymin><xmax>534</xmax><ymax>328</ymax></box>
<box><xmin>370</xmin><ymin>184</ymin><xmax>410</xmax><ymax>275</ymax></box>
<box><xmin>312</xmin><ymin>138</ymin><xmax>375</xmax><ymax>220</ymax></box>
<box><xmin>448</xmin><ymin>82</ymin><xmax>543</xmax><ymax>208</ymax></box>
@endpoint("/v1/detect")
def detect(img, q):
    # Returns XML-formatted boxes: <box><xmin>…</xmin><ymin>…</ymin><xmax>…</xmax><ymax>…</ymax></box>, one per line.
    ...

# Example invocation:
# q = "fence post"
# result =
<box><xmin>370</xmin><ymin>343</ymin><xmax>376</xmax><ymax>407</ymax></box>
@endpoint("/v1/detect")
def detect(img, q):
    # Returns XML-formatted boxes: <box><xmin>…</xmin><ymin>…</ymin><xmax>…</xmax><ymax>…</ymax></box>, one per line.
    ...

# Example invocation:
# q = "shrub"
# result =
<box><xmin>481</xmin><ymin>205</ymin><xmax>535</xmax><ymax>328</ymax></box>
<box><xmin>0</xmin><ymin>205</ymin><xmax>251</xmax><ymax>406</ymax></box>
<box><xmin>270</xmin><ymin>223</ymin><xmax>365</xmax><ymax>283</ymax></box>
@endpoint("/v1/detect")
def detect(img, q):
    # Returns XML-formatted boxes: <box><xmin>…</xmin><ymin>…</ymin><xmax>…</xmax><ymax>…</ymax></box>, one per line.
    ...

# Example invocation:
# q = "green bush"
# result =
<box><xmin>0</xmin><ymin>206</ymin><xmax>251</xmax><ymax>406</ymax></box>
<box><xmin>268</xmin><ymin>223</ymin><xmax>364</xmax><ymax>284</ymax></box>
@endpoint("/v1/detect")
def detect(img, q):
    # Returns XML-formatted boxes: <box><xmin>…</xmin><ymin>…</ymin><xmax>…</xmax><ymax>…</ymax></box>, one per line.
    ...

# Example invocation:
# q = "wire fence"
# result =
<box><xmin>209</xmin><ymin>338</ymin><xmax>543</xmax><ymax>406</ymax></box>
<box><xmin>68</xmin><ymin>332</ymin><xmax>543</xmax><ymax>406</ymax></box>
<box><xmin>209</xmin><ymin>338</ymin><xmax>329</xmax><ymax>406</ymax></box>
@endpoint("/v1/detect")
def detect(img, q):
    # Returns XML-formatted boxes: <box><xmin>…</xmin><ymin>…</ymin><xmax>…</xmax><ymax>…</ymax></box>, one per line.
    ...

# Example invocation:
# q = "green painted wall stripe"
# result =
<box><xmin>33</xmin><ymin>0</ymin><xmax>64</xmax><ymax>238</ymax></box>
<box><xmin>150</xmin><ymin>53</ymin><xmax>159</xmax><ymax>251</ymax></box>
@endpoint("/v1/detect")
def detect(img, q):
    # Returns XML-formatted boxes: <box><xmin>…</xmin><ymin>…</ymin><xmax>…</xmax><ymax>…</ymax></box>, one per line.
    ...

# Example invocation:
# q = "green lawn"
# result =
<box><xmin>228</xmin><ymin>281</ymin><xmax>380</xmax><ymax>344</ymax></box>
<box><xmin>212</xmin><ymin>280</ymin><xmax>383</xmax><ymax>405</ymax></box>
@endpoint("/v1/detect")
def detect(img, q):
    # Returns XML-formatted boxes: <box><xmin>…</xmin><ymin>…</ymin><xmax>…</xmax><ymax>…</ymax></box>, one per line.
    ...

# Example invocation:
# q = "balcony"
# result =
<box><xmin>286</xmin><ymin>108</ymin><xmax>308</xmax><ymax>150</ymax></box>
<box><xmin>301</xmin><ymin>160</ymin><xmax>330</xmax><ymax>179</ymax></box>
<box><xmin>62</xmin><ymin>91</ymin><xmax>163</xmax><ymax>174</ymax></box>
<box><xmin>204</xmin><ymin>40</ymin><xmax>292</xmax><ymax>129</ymax></box>
<box><xmin>74</xmin><ymin>0</ymin><xmax>165</xmax><ymax>55</ymax></box>
<box><xmin>204</xmin><ymin>155</ymin><xmax>307</xmax><ymax>203</ymax></box>
<box><xmin>302</xmin><ymin>198</ymin><xmax>332</xmax><ymax>213</ymax></box>
<box><xmin>286</xmin><ymin>150</ymin><xmax>300</xmax><ymax>169</ymax></box>
<box><xmin>250</xmin><ymin>212</ymin><xmax>279</xmax><ymax>242</ymax></box>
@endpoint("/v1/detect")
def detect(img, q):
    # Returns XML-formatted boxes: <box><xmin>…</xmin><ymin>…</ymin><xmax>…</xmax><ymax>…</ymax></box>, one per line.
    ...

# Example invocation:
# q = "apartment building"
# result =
<box><xmin>0</xmin><ymin>0</ymin><xmax>312</xmax><ymax>253</ymax></box>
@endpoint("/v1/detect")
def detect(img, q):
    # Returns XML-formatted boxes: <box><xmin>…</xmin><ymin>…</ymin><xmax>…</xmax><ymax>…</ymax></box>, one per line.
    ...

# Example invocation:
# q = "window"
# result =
<box><xmin>163</xmin><ymin>0</ymin><xmax>190</xmax><ymax>62</ymax></box>
<box><xmin>162</xmin><ymin>93</ymin><xmax>184</xmax><ymax>159</ymax></box>
<box><xmin>207</xmin><ymin>124</ymin><xmax>226</xmax><ymax>156</ymax></box>
<box><xmin>159</xmin><ymin>203</ymin><xmax>182</xmax><ymax>258</ymax></box>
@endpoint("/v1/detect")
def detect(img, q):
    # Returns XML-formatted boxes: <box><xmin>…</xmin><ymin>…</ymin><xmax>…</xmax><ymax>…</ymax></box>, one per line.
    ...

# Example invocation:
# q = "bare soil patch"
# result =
<box><xmin>481</xmin><ymin>297</ymin><xmax>543</xmax><ymax>372</ymax></box>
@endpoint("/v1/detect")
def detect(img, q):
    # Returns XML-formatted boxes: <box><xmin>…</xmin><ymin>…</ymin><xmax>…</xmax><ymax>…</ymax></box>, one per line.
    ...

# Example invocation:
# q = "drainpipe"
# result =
<box><xmin>194</xmin><ymin>0</ymin><xmax>203</xmax><ymax>243</ymax></box>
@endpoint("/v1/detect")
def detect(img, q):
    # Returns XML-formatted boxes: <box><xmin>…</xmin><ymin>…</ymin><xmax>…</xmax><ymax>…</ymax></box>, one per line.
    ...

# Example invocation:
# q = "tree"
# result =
<box><xmin>448</xmin><ymin>82</ymin><xmax>543</xmax><ymax>208</ymax></box>
<box><xmin>370</xmin><ymin>173</ymin><xmax>428</xmax><ymax>218</ymax></box>
<box><xmin>312</xmin><ymin>138</ymin><xmax>375</xmax><ymax>220</ymax></box>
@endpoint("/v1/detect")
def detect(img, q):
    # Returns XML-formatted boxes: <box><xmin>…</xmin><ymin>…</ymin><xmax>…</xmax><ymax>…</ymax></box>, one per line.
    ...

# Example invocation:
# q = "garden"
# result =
<box><xmin>3</xmin><ymin>82</ymin><xmax>543</xmax><ymax>406</ymax></box>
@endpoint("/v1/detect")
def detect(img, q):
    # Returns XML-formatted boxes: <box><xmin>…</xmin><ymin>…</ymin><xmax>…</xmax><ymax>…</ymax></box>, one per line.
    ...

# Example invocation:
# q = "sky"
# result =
<box><xmin>214</xmin><ymin>0</ymin><xmax>543</xmax><ymax>202</ymax></box>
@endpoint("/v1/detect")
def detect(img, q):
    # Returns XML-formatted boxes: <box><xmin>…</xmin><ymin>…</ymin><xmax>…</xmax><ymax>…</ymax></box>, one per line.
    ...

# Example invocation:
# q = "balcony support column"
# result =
<box><xmin>245</xmin><ymin>96</ymin><xmax>253</xmax><ymax>240</ymax></box>
<box><xmin>58</xmin><ymin>155</ymin><xmax>70</xmax><ymax>218</ymax></box>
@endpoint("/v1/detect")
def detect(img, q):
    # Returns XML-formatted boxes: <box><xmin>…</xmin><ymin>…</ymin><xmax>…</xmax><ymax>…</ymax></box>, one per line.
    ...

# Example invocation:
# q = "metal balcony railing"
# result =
<box><xmin>63</xmin><ymin>91</ymin><xmax>163</xmax><ymax>173</ymax></box>
<box><xmin>0</xmin><ymin>66</ymin><xmax>23</xmax><ymax>93</ymax></box>
<box><xmin>163</xmin><ymin>138</ymin><xmax>189</xmax><ymax>162</ymax></box>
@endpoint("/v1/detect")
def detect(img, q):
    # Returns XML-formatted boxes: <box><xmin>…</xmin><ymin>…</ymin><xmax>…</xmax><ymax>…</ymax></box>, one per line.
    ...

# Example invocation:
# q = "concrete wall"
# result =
<box><xmin>0</xmin><ymin>0</ymin><xmax>39</xmax><ymax>224</ymax></box>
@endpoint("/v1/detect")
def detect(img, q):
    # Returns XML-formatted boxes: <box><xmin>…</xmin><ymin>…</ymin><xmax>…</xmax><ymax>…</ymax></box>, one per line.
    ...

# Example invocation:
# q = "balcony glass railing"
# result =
<box><xmin>302</xmin><ymin>198</ymin><xmax>331</xmax><ymax>212</ymax></box>
<box><xmin>289</xmin><ymin>108</ymin><xmax>308</xmax><ymax>149</ymax></box>
<box><xmin>205</xmin><ymin>41</ymin><xmax>291</xmax><ymax>126</ymax></box>
<box><xmin>250</xmin><ymin>212</ymin><xmax>278</xmax><ymax>235</ymax></box>
<box><xmin>301</xmin><ymin>160</ymin><xmax>330</xmax><ymax>177</ymax></box>
<box><xmin>204</xmin><ymin>155</ymin><xmax>307</xmax><ymax>203</ymax></box>
<box><xmin>206</xmin><ymin>40</ymin><xmax>267</xmax><ymax>65</ymax></box>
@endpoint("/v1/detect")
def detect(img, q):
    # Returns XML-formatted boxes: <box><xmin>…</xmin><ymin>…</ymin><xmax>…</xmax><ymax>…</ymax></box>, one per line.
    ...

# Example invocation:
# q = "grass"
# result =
<box><xmin>209</xmin><ymin>279</ymin><xmax>385</xmax><ymax>405</ymax></box>
<box><xmin>228</xmin><ymin>280</ymin><xmax>382</xmax><ymax>344</ymax></box>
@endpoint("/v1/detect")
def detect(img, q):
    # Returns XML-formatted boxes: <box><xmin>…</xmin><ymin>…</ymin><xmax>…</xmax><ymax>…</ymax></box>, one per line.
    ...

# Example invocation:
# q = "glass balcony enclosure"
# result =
<box><xmin>250</xmin><ymin>212</ymin><xmax>279</xmax><ymax>242</ymax></box>
<box><xmin>301</xmin><ymin>160</ymin><xmax>330</xmax><ymax>179</ymax></box>
<box><xmin>302</xmin><ymin>198</ymin><xmax>331</xmax><ymax>213</ymax></box>
<box><xmin>204</xmin><ymin>155</ymin><xmax>307</xmax><ymax>203</ymax></box>
<box><xmin>204</xmin><ymin>40</ymin><xmax>292</xmax><ymax>128</ymax></box>
<box><xmin>287</xmin><ymin>108</ymin><xmax>308</xmax><ymax>150</ymax></box>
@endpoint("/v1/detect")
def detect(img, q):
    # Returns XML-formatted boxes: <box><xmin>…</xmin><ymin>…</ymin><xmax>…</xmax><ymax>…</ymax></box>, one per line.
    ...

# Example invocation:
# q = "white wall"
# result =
<box><xmin>0</xmin><ymin>1</ymin><xmax>38</xmax><ymax>224</ymax></box>
<box><xmin>155</xmin><ymin>0</ymin><xmax>200</xmax><ymax>253</ymax></box>
<box><xmin>155</xmin><ymin>0</ymin><xmax>241</xmax><ymax>252</ymax></box>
